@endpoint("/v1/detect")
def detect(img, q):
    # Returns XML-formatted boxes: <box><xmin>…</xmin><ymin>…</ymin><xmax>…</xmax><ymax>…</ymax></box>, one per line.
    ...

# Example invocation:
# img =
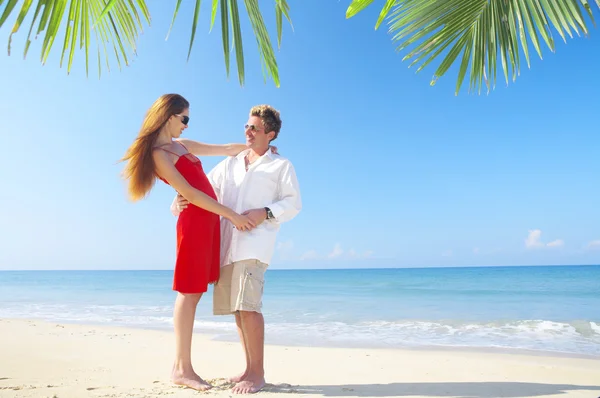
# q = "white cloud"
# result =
<box><xmin>525</xmin><ymin>229</ymin><xmax>544</xmax><ymax>248</ymax></box>
<box><xmin>300</xmin><ymin>250</ymin><xmax>318</xmax><ymax>260</ymax></box>
<box><xmin>473</xmin><ymin>248</ymin><xmax>480</xmax><ymax>254</ymax></box>
<box><xmin>363</xmin><ymin>250</ymin><xmax>373</xmax><ymax>258</ymax></box>
<box><xmin>442</xmin><ymin>250</ymin><xmax>453</xmax><ymax>257</ymax></box>
<box><xmin>525</xmin><ymin>229</ymin><xmax>564</xmax><ymax>249</ymax></box>
<box><xmin>328</xmin><ymin>243</ymin><xmax>343</xmax><ymax>259</ymax></box>
<box><xmin>587</xmin><ymin>240</ymin><xmax>600</xmax><ymax>249</ymax></box>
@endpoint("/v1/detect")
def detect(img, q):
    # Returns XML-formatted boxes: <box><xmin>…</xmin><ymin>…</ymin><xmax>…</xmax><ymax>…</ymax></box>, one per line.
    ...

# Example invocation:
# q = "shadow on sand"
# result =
<box><xmin>268</xmin><ymin>381</ymin><xmax>600</xmax><ymax>397</ymax></box>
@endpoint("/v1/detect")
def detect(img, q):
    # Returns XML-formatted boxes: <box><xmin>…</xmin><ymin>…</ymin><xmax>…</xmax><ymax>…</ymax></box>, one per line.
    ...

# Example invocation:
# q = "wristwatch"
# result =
<box><xmin>264</xmin><ymin>207</ymin><xmax>274</xmax><ymax>220</ymax></box>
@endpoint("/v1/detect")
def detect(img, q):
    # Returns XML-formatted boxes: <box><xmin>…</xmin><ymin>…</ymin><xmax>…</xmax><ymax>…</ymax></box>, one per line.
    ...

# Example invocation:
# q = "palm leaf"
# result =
<box><xmin>347</xmin><ymin>0</ymin><xmax>375</xmax><ymax>18</ymax></box>
<box><xmin>188</xmin><ymin>0</ymin><xmax>202</xmax><ymax>61</ymax></box>
<box><xmin>221</xmin><ymin>0</ymin><xmax>231</xmax><ymax>78</ymax></box>
<box><xmin>7</xmin><ymin>0</ymin><xmax>32</xmax><ymax>56</ymax></box>
<box><xmin>2</xmin><ymin>1</ymin><xmax>288</xmax><ymax>86</ymax></box>
<box><xmin>348</xmin><ymin>0</ymin><xmax>600</xmax><ymax>95</ymax></box>
<box><xmin>1</xmin><ymin>0</ymin><xmax>151</xmax><ymax>77</ymax></box>
<box><xmin>375</xmin><ymin>0</ymin><xmax>395</xmax><ymax>29</ymax></box>
<box><xmin>229</xmin><ymin>0</ymin><xmax>244</xmax><ymax>85</ymax></box>
<box><xmin>275</xmin><ymin>0</ymin><xmax>293</xmax><ymax>49</ymax></box>
<box><xmin>164</xmin><ymin>0</ymin><xmax>290</xmax><ymax>86</ymax></box>
<box><xmin>244</xmin><ymin>0</ymin><xmax>279</xmax><ymax>86</ymax></box>
<box><xmin>210</xmin><ymin>0</ymin><xmax>218</xmax><ymax>32</ymax></box>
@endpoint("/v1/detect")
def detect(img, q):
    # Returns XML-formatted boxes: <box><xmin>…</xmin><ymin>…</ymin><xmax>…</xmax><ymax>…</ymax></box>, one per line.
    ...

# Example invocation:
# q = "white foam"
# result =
<box><xmin>2</xmin><ymin>303</ymin><xmax>598</xmax><ymax>356</ymax></box>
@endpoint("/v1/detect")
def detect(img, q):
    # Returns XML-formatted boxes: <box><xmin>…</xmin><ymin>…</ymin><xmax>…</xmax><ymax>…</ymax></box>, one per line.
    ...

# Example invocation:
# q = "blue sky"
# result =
<box><xmin>0</xmin><ymin>1</ymin><xmax>599</xmax><ymax>270</ymax></box>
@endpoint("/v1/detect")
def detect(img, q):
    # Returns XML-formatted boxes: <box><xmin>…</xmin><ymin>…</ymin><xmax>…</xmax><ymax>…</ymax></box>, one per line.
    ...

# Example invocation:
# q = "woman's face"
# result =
<box><xmin>167</xmin><ymin>108</ymin><xmax>189</xmax><ymax>139</ymax></box>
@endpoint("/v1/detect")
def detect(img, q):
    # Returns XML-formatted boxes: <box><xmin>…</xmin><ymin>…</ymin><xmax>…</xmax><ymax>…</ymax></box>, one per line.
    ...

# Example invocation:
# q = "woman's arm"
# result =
<box><xmin>153</xmin><ymin>150</ymin><xmax>254</xmax><ymax>230</ymax></box>
<box><xmin>176</xmin><ymin>139</ymin><xmax>246</xmax><ymax>157</ymax></box>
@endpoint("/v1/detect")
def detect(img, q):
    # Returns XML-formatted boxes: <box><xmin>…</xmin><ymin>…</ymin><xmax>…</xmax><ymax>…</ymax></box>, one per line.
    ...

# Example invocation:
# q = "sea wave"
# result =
<box><xmin>2</xmin><ymin>303</ymin><xmax>598</xmax><ymax>356</ymax></box>
<box><xmin>253</xmin><ymin>319</ymin><xmax>600</xmax><ymax>356</ymax></box>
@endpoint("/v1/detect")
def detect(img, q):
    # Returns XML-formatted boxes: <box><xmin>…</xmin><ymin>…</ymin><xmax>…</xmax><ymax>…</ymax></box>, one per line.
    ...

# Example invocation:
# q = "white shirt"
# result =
<box><xmin>171</xmin><ymin>149</ymin><xmax>302</xmax><ymax>267</ymax></box>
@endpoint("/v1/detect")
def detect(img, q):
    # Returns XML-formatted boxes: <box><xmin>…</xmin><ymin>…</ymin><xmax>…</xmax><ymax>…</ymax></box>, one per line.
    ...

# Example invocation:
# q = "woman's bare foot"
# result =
<box><xmin>172</xmin><ymin>369</ymin><xmax>212</xmax><ymax>391</ymax></box>
<box><xmin>232</xmin><ymin>374</ymin><xmax>265</xmax><ymax>394</ymax></box>
<box><xmin>228</xmin><ymin>371</ymin><xmax>248</xmax><ymax>383</ymax></box>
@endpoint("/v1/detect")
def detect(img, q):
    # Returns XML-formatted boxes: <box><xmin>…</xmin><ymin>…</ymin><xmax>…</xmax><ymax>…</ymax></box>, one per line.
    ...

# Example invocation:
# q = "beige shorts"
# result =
<box><xmin>213</xmin><ymin>259</ymin><xmax>268</xmax><ymax>315</ymax></box>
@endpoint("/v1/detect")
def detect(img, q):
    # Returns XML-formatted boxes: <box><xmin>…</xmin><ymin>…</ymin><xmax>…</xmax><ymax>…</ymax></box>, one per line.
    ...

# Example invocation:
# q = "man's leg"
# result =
<box><xmin>232</xmin><ymin>310</ymin><xmax>265</xmax><ymax>394</ymax></box>
<box><xmin>172</xmin><ymin>292</ymin><xmax>211</xmax><ymax>391</ymax></box>
<box><xmin>228</xmin><ymin>311</ymin><xmax>251</xmax><ymax>382</ymax></box>
<box><xmin>229</xmin><ymin>260</ymin><xmax>268</xmax><ymax>394</ymax></box>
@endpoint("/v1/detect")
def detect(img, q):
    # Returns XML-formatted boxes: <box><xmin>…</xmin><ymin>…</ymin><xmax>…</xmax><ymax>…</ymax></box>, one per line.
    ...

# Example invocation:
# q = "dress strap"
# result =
<box><xmin>154</xmin><ymin>145</ymin><xmax>182</xmax><ymax>157</ymax></box>
<box><xmin>178</xmin><ymin>141</ymin><xmax>189</xmax><ymax>151</ymax></box>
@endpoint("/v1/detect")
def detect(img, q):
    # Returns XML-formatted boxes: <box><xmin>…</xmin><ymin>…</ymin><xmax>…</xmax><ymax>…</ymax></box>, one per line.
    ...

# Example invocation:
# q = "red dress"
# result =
<box><xmin>157</xmin><ymin>146</ymin><xmax>220</xmax><ymax>294</ymax></box>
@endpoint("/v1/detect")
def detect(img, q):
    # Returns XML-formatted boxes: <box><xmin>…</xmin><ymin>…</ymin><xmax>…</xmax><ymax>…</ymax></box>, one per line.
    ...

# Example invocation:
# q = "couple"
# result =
<box><xmin>121</xmin><ymin>94</ymin><xmax>302</xmax><ymax>394</ymax></box>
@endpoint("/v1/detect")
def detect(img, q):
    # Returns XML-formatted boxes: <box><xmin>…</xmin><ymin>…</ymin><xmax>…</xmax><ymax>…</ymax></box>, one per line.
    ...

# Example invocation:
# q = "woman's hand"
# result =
<box><xmin>229</xmin><ymin>213</ymin><xmax>256</xmax><ymax>231</ymax></box>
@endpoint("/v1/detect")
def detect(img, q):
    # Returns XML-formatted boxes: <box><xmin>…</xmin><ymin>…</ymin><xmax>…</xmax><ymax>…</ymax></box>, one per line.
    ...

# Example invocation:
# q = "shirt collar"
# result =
<box><xmin>235</xmin><ymin>148</ymin><xmax>275</xmax><ymax>162</ymax></box>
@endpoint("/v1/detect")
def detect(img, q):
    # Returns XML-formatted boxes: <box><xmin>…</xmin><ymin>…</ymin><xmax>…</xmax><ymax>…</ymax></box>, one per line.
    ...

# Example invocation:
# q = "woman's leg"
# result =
<box><xmin>171</xmin><ymin>292</ymin><xmax>211</xmax><ymax>391</ymax></box>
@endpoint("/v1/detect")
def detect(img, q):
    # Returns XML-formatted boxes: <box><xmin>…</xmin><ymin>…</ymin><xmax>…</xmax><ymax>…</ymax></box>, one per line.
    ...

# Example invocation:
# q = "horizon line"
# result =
<box><xmin>1</xmin><ymin>264</ymin><xmax>599</xmax><ymax>272</ymax></box>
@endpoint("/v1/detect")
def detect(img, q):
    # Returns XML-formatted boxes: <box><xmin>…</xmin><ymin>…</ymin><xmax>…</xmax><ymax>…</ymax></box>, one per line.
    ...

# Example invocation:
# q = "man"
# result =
<box><xmin>171</xmin><ymin>105</ymin><xmax>302</xmax><ymax>394</ymax></box>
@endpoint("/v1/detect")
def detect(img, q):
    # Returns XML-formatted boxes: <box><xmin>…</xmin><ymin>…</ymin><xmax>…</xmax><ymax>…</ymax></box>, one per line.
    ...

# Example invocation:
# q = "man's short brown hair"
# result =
<box><xmin>250</xmin><ymin>105</ymin><xmax>282</xmax><ymax>142</ymax></box>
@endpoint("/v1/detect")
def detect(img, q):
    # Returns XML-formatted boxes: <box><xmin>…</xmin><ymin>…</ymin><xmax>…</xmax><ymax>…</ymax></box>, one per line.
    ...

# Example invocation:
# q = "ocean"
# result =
<box><xmin>1</xmin><ymin>265</ymin><xmax>599</xmax><ymax>357</ymax></box>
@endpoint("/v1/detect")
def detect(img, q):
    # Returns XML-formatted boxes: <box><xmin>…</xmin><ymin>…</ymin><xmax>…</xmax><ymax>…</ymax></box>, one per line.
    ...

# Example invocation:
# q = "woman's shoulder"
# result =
<box><xmin>153</xmin><ymin>142</ymin><xmax>187</xmax><ymax>156</ymax></box>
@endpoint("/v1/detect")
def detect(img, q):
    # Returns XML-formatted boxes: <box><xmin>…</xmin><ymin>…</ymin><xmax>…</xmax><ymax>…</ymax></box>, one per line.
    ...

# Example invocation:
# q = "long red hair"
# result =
<box><xmin>122</xmin><ymin>94</ymin><xmax>190</xmax><ymax>201</ymax></box>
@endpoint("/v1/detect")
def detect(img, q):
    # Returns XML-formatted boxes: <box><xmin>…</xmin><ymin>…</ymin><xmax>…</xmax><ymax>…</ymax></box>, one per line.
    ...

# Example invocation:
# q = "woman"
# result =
<box><xmin>122</xmin><ymin>94</ymin><xmax>254</xmax><ymax>391</ymax></box>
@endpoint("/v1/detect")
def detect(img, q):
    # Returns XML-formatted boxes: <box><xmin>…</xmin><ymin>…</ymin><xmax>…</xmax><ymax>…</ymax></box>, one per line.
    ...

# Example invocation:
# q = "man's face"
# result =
<box><xmin>245</xmin><ymin>116</ymin><xmax>274</xmax><ymax>150</ymax></box>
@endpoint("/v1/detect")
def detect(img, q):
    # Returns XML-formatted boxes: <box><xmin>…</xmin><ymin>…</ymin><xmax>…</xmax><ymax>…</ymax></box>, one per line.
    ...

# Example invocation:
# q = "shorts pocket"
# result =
<box><xmin>241</xmin><ymin>265</ymin><xmax>265</xmax><ymax>309</ymax></box>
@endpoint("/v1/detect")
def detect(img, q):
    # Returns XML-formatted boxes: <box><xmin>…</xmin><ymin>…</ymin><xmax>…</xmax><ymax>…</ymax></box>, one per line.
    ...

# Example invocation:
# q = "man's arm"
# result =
<box><xmin>176</xmin><ymin>138</ymin><xmax>246</xmax><ymax>157</ymax></box>
<box><xmin>178</xmin><ymin>139</ymin><xmax>278</xmax><ymax>157</ymax></box>
<box><xmin>267</xmin><ymin>161</ymin><xmax>302</xmax><ymax>223</ymax></box>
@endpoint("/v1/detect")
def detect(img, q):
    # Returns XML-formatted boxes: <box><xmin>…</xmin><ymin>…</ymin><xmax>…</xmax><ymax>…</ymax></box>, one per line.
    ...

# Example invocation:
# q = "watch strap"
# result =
<box><xmin>264</xmin><ymin>207</ymin><xmax>274</xmax><ymax>220</ymax></box>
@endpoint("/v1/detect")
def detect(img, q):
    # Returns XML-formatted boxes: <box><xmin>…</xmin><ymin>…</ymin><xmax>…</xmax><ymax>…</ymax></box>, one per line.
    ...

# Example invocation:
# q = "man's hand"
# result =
<box><xmin>242</xmin><ymin>208</ymin><xmax>268</xmax><ymax>227</ymax></box>
<box><xmin>175</xmin><ymin>194</ymin><xmax>190</xmax><ymax>212</ymax></box>
<box><xmin>229</xmin><ymin>213</ymin><xmax>256</xmax><ymax>231</ymax></box>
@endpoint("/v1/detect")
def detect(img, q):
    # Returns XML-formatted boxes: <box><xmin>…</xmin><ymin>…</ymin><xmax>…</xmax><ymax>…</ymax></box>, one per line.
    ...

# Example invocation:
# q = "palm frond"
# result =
<box><xmin>347</xmin><ymin>0</ymin><xmax>375</xmax><ymax>18</ymax></box>
<box><xmin>244</xmin><ymin>0</ymin><xmax>279</xmax><ymax>86</ymax></box>
<box><xmin>1</xmin><ymin>0</ymin><xmax>150</xmax><ymax>77</ymax></box>
<box><xmin>1</xmin><ymin>0</ymin><xmax>290</xmax><ymax>86</ymax></box>
<box><xmin>188</xmin><ymin>0</ymin><xmax>201</xmax><ymax>61</ymax></box>
<box><xmin>347</xmin><ymin>0</ymin><xmax>599</xmax><ymax>95</ymax></box>
<box><xmin>229</xmin><ymin>0</ymin><xmax>245</xmax><ymax>85</ymax></box>
<box><xmin>220</xmin><ymin>0</ymin><xmax>230</xmax><ymax>78</ymax></box>
<box><xmin>275</xmin><ymin>0</ymin><xmax>293</xmax><ymax>49</ymax></box>
<box><xmin>165</xmin><ymin>0</ymin><xmax>291</xmax><ymax>87</ymax></box>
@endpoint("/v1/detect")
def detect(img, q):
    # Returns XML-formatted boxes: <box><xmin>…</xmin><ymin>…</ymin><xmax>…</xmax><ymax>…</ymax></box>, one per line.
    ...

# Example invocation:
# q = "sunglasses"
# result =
<box><xmin>175</xmin><ymin>114</ymin><xmax>190</xmax><ymax>125</ymax></box>
<box><xmin>244</xmin><ymin>124</ymin><xmax>263</xmax><ymax>132</ymax></box>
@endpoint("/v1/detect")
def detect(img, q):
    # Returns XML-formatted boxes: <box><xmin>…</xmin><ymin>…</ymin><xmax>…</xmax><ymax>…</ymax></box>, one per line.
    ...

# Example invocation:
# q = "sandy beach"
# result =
<box><xmin>0</xmin><ymin>318</ymin><xmax>598</xmax><ymax>398</ymax></box>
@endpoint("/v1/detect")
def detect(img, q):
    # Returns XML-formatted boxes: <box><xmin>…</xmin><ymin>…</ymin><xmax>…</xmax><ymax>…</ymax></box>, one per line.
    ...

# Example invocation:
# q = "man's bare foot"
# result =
<box><xmin>228</xmin><ymin>371</ymin><xmax>248</xmax><ymax>383</ymax></box>
<box><xmin>172</xmin><ymin>369</ymin><xmax>212</xmax><ymax>391</ymax></box>
<box><xmin>232</xmin><ymin>374</ymin><xmax>265</xmax><ymax>394</ymax></box>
